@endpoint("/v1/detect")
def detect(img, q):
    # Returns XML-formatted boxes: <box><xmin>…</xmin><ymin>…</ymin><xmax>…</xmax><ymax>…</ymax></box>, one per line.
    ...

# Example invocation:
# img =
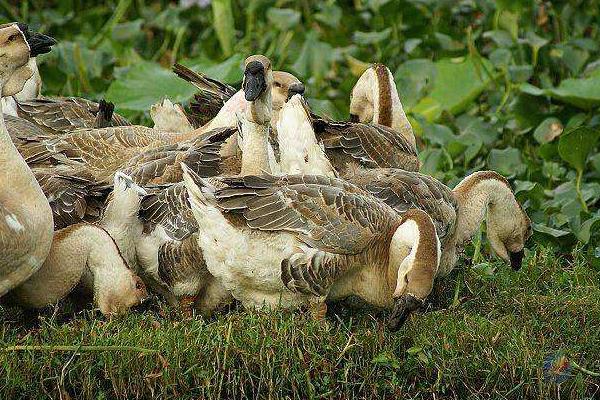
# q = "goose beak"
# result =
<box><xmin>388</xmin><ymin>293</ymin><xmax>423</xmax><ymax>331</ymax></box>
<box><xmin>243</xmin><ymin>60</ymin><xmax>266</xmax><ymax>101</ymax></box>
<box><xmin>27</xmin><ymin>30</ymin><xmax>57</xmax><ymax>57</ymax></box>
<box><xmin>509</xmin><ymin>249</ymin><xmax>524</xmax><ymax>271</ymax></box>
<box><xmin>286</xmin><ymin>83</ymin><xmax>305</xmax><ymax>101</ymax></box>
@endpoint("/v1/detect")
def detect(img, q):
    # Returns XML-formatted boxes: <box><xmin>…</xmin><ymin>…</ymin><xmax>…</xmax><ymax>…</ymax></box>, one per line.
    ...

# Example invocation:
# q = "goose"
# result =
<box><xmin>97</xmin><ymin>55</ymin><xmax>280</xmax><ymax>314</ymax></box>
<box><xmin>6</xmin><ymin>223</ymin><xmax>148</xmax><ymax>316</ymax></box>
<box><xmin>277</xmin><ymin>95</ymin><xmax>531</xmax><ymax>276</ymax></box>
<box><xmin>349</xmin><ymin>63</ymin><xmax>415</xmax><ymax>146</ymax></box>
<box><xmin>173</xmin><ymin>62</ymin><xmax>305</xmax><ymax>131</ymax></box>
<box><xmin>0</xmin><ymin>22</ymin><xmax>56</xmax><ymax>297</ymax></box>
<box><xmin>182</xmin><ymin>168</ymin><xmax>441</xmax><ymax>329</ymax></box>
<box><xmin>100</xmin><ymin>176</ymin><xmax>232</xmax><ymax>316</ymax></box>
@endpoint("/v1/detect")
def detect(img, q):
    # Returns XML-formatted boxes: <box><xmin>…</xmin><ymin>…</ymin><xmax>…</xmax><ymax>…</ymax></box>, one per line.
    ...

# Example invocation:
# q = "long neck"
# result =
<box><xmin>452</xmin><ymin>175</ymin><xmax>515</xmax><ymax>245</ymax></box>
<box><xmin>371</xmin><ymin>65</ymin><xmax>415</xmax><ymax>147</ymax></box>
<box><xmin>277</xmin><ymin>98</ymin><xmax>336</xmax><ymax>176</ymax></box>
<box><xmin>100</xmin><ymin>187</ymin><xmax>143</xmax><ymax>269</ymax></box>
<box><xmin>240</xmin><ymin>88</ymin><xmax>273</xmax><ymax>175</ymax></box>
<box><xmin>240</xmin><ymin>118</ymin><xmax>271</xmax><ymax>175</ymax></box>
<box><xmin>389</xmin><ymin>212</ymin><xmax>439</xmax><ymax>298</ymax></box>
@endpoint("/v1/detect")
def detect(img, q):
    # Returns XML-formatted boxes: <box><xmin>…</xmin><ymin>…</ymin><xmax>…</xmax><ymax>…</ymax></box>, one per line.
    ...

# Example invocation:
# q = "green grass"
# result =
<box><xmin>1</xmin><ymin>247</ymin><xmax>599</xmax><ymax>399</ymax></box>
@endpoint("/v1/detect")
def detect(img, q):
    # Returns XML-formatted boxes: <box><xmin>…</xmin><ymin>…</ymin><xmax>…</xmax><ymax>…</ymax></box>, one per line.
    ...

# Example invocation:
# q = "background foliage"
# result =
<box><xmin>3</xmin><ymin>0</ymin><xmax>599</xmax><ymax>260</ymax></box>
<box><xmin>1</xmin><ymin>1</ymin><xmax>600</xmax><ymax>398</ymax></box>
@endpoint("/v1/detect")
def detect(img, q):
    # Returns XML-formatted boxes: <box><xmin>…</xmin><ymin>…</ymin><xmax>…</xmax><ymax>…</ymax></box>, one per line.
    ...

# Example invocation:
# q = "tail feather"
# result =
<box><xmin>172</xmin><ymin>63</ymin><xmax>236</xmax><ymax>99</ymax></box>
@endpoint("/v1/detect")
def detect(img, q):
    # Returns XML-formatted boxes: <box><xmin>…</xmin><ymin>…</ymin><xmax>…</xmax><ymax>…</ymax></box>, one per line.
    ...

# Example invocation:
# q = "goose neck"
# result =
<box><xmin>452</xmin><ymin>173</ymin><xmax>515</xmax><ymax>245</ymax></box>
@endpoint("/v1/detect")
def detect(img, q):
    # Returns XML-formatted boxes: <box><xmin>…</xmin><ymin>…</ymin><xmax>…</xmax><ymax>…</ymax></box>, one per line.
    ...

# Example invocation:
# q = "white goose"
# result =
<box><xmin>182</xmin><ymin>168</ymin><xmax>441</xmax><ymax>329</ymax></box>
<box><xmin>0</xmin><ymin>22</ymin><xmax>55</xmax><ymax>297</ymax></box>
<box><xmin>8</xmin><ymin>223</ymin><xmax>148</xmax><ymax>316</ymax></box>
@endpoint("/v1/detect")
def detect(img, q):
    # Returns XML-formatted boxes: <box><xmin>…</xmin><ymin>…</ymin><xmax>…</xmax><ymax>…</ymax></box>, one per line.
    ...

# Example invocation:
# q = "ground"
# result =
<box><xmin>1</xmin><ymin>246</ymin><xmax>598</xmax><ymax>399</ymax></box>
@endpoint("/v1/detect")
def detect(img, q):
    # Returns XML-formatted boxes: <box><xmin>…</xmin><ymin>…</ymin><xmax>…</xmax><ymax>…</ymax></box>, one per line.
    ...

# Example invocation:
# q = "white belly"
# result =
<box><xmin>198</xmin><ymin>226</ymin><xmax>310</xmax><ymax>309</ymax></box>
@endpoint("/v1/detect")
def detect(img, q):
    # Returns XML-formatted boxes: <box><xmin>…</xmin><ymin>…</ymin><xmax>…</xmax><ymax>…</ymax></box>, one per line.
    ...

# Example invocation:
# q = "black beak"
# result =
<box><xmin>28</xmin><ymin>32</ymin><xmax>56</xmax><ymax>57</ymax></box>
<box><xmin>388</xmin><ymin>294</ymin><xmax>423</xmax><ymax>331</ymax></box>
<box><xmin>509</xmin><ymin>249</ymin><xmax>524</xmax><ymax>271</ymax></box>
<box><xmin>17</xmin><ymin>23</ymin><xmax>57</xmax><ymax>57</ymax></box>
<box><xmin>286</xmin><ymin>83</ymin><xmax>305</xmax><ymax>101</ymax></box>
<box><xmin>243</xmin><ymin>61</ymin><xmax>266</xmax><ymax>101</ymax></box>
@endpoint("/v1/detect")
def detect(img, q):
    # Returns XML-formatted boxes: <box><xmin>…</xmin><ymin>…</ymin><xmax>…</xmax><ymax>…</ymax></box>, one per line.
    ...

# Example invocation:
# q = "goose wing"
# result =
<box><xmin>364</xmin><ymin>169</ymin><xmax>458</xmax><ymax>244</ymax></box>
<box><xmin>157</xmin><ymin>234</ymin><xmax>208</xmax><ymax>288</ymax></box>
<box><xmin>173</xmin><ymin>64</ymin><xmax>237</xmax><ymax>128</ymax></box>
<box><xmin>15</xmin><ymin>97</ymin><xmax>130</xmax><ymax>134</ymax></box>
<box><xmin>121</xmin><ymin>127</ymin><xmax>236</xmax><ymax>185</ymax></box>
<box><xmin>214</xmin><ymin>174</ymin><xmax>397</xmax><ymax>254</ymax></box>
<box><xmin>34</xmin><ymin>166</ymin><xmax>111</xmax><ymax>229</ymax></box>
<box><xmin>314</xmin><ymin>120</ymin><xmax>420</xmax><ymax>171</ymax></box>
<box><xmin>139</xmin><ymin>182</ymin><xmax>197</xmax><ymax>241</ymax></box>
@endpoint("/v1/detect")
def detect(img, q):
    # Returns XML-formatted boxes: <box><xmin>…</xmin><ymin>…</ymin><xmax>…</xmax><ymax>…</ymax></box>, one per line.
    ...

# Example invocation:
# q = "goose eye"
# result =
<box><xmin>7</xmin><ymin>34</ymin><xmax>18</xmax><ymax>43</ymax></box>
<box><xmin>274</xmin><ymin>82</ymin><xmax>282</xmax><ymax>88</ymax></box>
<box><xmin>404</xmin><ymin>275</ymin><xmax>409</xmax><ymax>284</ymax></box>
<box><xmin>135</xmin><ymin>281</ymin><xmax>144</xmax><ymax>290</ymax></box>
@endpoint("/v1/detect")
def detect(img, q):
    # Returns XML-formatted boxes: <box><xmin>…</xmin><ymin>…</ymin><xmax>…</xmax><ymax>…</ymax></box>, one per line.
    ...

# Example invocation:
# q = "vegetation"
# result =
<box><xmin>1</xmin><ymin>0</ymin><xmax>599</xmax><ymax>398</ymax></box>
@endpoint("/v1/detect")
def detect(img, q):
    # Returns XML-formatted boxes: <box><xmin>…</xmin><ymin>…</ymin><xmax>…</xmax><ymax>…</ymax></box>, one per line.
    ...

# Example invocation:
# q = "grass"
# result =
<box><xmin>1</xmin><ymin>246</ymin><xmax>599</xmax><ymax>399</ymax></box>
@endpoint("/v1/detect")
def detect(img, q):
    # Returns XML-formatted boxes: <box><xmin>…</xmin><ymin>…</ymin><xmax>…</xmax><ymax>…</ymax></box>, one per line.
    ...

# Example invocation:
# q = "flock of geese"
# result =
<box><xmin>0</xmin><ymin>23</ymin><xmax>532</xmax><ymax>330</ymax></box>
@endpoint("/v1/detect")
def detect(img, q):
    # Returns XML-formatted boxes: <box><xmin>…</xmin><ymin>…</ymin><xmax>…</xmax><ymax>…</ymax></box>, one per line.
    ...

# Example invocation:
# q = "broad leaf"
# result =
<box><xmin>412</xmin><ymin>57</ymin><xmax>495</xmax><ymax>121</ymax></box>
<box><xmin>106</xmin><ymin>61</ymin><xmax>197</xmax><ymax>111</ymax></box>
<box><xmin>558</xmin><ymin>126</ymin><xmax>600</xmax><ymax>172</ymax></box>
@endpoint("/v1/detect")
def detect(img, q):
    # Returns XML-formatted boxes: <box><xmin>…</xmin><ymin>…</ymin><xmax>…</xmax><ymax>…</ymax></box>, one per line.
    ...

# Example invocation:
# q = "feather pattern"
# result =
<box><xmin>15</xmin><ymin>97</ymin><xmax>130</xmax><ymax>134</ymax></box>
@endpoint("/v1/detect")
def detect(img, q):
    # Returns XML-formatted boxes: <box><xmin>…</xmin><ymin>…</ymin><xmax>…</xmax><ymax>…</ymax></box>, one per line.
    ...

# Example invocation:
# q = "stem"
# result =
<box><xmin>2</xmin><ymin>345</ymin><xmax>157</xmax><ymax>354</ymax></box>
<box><xmin>571</xmin><ymin>360</ymin><xmax>600</xmax><ymax>377</ymax></box>
<box><xmin>575</xmin><ymin>169</ymin><xmax>588</xmax><ymax>213</ymax></box>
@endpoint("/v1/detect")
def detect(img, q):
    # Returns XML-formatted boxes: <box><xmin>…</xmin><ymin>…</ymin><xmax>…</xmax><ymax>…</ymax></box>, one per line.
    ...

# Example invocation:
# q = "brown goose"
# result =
<box><xmin>0</xmin><ymin>23</ymin><xmax>55</xmax><ymax>297</ymax></box>
<box><xmin>182</xmin><ymin>169</ymin><xmax>441</xmax><ymax>329</ymax></box>
<box><xmin>277</xmin><ymin>95</ymin><xmax>531</xmax><ymax>275</ymax></box>
<box><xmin>278</xmin><ymin>95</ymin><xmax>419</xmax><ymax>175</ymax></box>
<box><xmin>99</xmin><ymin>175</ymin><xmax>232</xmax><ymax>315</ymax></box>
<box><xmin>97</xmin><ymin>55</ymin><xmax>281</xmax><ymax>314</ymax></box>
<box><xmin>7</xmin><ymin>223</ymin><xmax>147</xmax><ymax>315</ymax></box>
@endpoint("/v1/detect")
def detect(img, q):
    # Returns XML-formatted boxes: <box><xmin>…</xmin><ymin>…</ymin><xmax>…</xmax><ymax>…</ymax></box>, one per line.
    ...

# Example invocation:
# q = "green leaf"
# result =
<box><xmin>533</xmin><ymin>117</ymin><xmax>563</xmax><ymax>144</ymax></box>
<box><xmin>487</xmin><ymin>147</ymin><xmax>526</xmax><ymax>178</ymax></box>
<box><xmin>412</xmin><ymin>57</ymin><xmax>496</xmax><ymax>121</ymax></box>
<box><xmin>532</xmin><ymin>223</ymin><xmax>571</xmax><ymax>238</ymax></box>
<box><xmin>105</xmin><ymin>61</ymin><xmax>197</xmax><ymax>111</ymax></box>
<box><xmin>184</xmin><ymin>54</ymin><xmax>244</xmax><ymax>84</ymax></box>
<box><xmin>558</xmin><ymin>127</ymin><xmax>600</xmax><ymax>172</ymax></box>
<box><xmin>353</xmin><ymin>29</ymin><xmax>392</xmax><ymax>46</ymax></box>
<box><xmin>266</xmin><ymin>8</ymin><xmax>301</xmax><ymax>31</ymax></box>
<box><xmin>575</xmin><ymin>216</ymin><xmax>600</xmax><ymax>244</ymax></box>
<box><xmin>395</xmin><ymin>59</ymin><xmax>436</xmax><ymax>109</ymax></box>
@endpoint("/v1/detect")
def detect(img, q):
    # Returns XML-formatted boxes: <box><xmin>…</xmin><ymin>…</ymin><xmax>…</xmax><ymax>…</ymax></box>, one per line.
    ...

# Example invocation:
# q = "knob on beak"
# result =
<box><xmin>286</xmin><ymin>83</ymin><xmax>305</xmax><ymax>101</ymax></box>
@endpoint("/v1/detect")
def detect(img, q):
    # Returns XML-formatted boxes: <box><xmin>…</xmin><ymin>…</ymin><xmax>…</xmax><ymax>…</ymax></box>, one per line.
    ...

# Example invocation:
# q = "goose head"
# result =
<box><xmin>453</xmin><ymin>171</ymin><xmax>532</xmax><ymax>271</ymax></box>
<box><xmin>92</xmin><ymin>242</ymin><xmax>148</xmax><ymax>316</ymax></box>
<box><xmin>242</xmin><ymin>54</ymin><xmax>274</xmax><ymax>125</ymax></box>
<box><xmin>0</xmin><ymin>23</ymin><xmax>55</xmax><ymax>96</ymax></box>
<box><xmin>387</xmin><ymin>209</ymin><xmax>441</xmax><ymax>330</ymax></box>
<box><xmin>486</xmin><ymin>195</ymin><xmax>532</xmax><ymax>271</ymax></box>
